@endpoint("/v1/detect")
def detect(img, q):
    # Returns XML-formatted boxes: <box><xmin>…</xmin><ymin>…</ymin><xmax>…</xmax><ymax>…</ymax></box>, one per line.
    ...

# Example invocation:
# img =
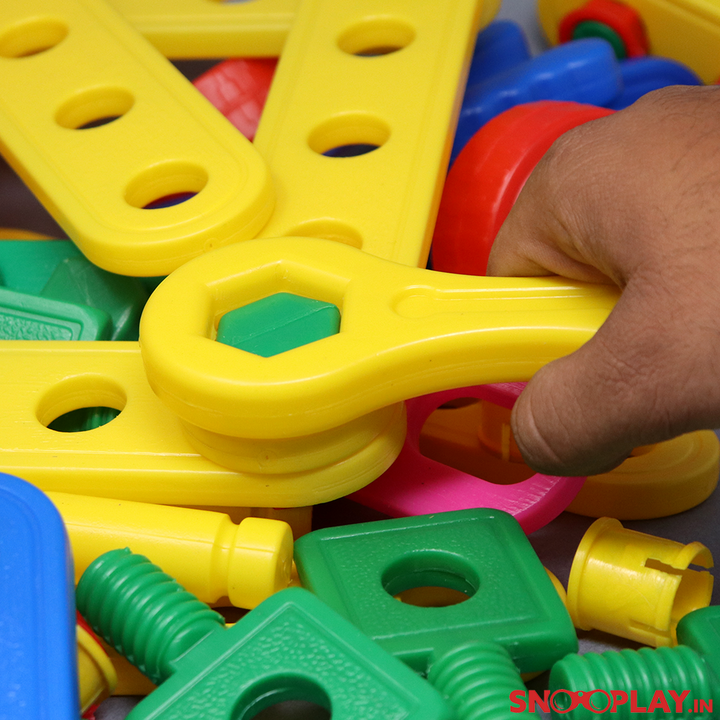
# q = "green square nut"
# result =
<box><xmin>295</xmin><ymin>508</ymin><xmax>577</xmax><ymax>674</ymax></box>
<box><xmin>127</xmin><ymin>587</ymin><xmax>454</xmax><ymax>720</ymax></box>
<box><xmin>216</xmin><ymin>292</ymin><xmax>341</xmax><ymax>357</ymax></box>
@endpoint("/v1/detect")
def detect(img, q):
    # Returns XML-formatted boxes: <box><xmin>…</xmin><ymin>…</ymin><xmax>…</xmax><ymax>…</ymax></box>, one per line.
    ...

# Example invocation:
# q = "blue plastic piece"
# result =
<box><xmin>452</xmin><ymin>38</ymin><xmax>623</xmax><ymax>163</ymax></box>
<box><xmin>467</xmin><ymin>20</ymin><xmax>531</xmax><ymax>87</ymax></box>
<box><xmin>0</xmin><ymin>473</ymin><xmax>79</xmax><ymax>720</ymax></box>
<box><xmin>607</xmin><ymin>55</ymin><xmax>702</xmax><ymax>110</ymax></box>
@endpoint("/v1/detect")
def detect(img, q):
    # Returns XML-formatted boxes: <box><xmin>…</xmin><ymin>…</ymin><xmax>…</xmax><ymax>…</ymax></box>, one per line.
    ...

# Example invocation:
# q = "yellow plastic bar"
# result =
<box><xmin>140</xmin><ymin>236</ymin><xmax>619</xmax><ymax>439</ymax></box>
<box><xmin>48</xmin><ymin>491</ymin><xmax>294</xmax><ymax>608</ymax></box>
<box><xmin>107</xmin><ymin>0</ymin><xmax>297</xmax><ymax>58</ymax></box>
<box><xmin>537</xmin><ymin>0</ymin><xmax>720</xmax><ymax>83</ymax></box>
<box><xmin>0</xmin><ymin>341</ymin><xmax>404</xmax><ymax>507</ymax></box>
<box><xmin>0</xmin><ymin>0</ymin><xmax>274</xmax><ymax>276</ymax></box>
<box><xmin>253</xmin><ymin>0</ymin><xmax>501</xmax><ymax>265</ymax></box>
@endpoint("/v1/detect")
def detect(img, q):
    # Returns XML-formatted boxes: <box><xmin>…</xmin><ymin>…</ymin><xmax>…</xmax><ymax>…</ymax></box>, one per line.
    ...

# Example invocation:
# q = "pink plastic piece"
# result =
<box><xmin>351</xmin><ymin>383</ymin><xmax>585</xmax><ymax>534</ymax></box>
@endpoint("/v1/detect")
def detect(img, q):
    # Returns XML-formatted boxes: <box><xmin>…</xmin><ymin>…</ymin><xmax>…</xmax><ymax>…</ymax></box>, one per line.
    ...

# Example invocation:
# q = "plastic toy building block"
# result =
<box><xmin>608</xmin><ymin>55</ymin><xmax>702</xmax><ymax>110</ymax></box>
<box><xmin>49</xmin><ymin>490</ymin><xmax>294</xmax><ymax>608</ymax></box>
<box><xmin>217</xmin><ymin>292</ymin><xmax>341</xmax><ymax>358</ymax></box>
<box><xmin>466</xmin><ymin>20</ymin><xmax>532</xmax><ymax>87</ymax></box>
<box><xmin>567</xmin><ymin>429</ymin><xmax>719</xmax><ymax>518</ymax></box>
<box><xmin>0</xmin><ymin>285</ymin><xmax>112</xmax><ymax>340</ymax></box>
<box><xmin>41</xmin><ymin>256</ymin><xmax>149</xmax><ymax>341</ymax></box>
<box><xmin>253</xmin><ymin>0</ymin><xmax>501</xmax><ymax>266</ymax></box>
<box><xmin>351</xmin><ymin>383</ymin><xmax>584</xmax><ymax>535</ymax></box>
<box><xmin>452</xmin><ymin>38</ymin><xmax>621</xmax><ymax>163</ymax></box>
<box><xmin>295</xmin><ymin>508</ymin><xmax>577</xmax><ymax>673</ymax></box>
<box><xmin>0</xmin><ymin>341</ymin><xmax>405</xmax><ymax>507</ymax></box>
<box><xmin>77</xmin><ymin>549</ymin><xmax>455</xmax><ymax>720</ymax></box>
<box><xmin>0</xmin><ymin>0</ymin><xmax>274</xmax><ymax>276</ymax></box>
<box><xmin>0</xmin><ymin>472</ymin><xmax>79</xmax><ymax>719</ymax></box>
<box><xmin>538</xmin><ymin>0</ymin><xmax>720</xmax><ymax>84</ymax></box>
<box><xmin>76</xmin><ymin>611</ymin><xmax>117</xmax><ymax>713</ymax></box>
<box><xmin>0</xmin><ymin>239</ymin><xmax>81</xmax><ymax>295</ymax></box>
<box><xmin>567</xmin><ymin>517</ymin><xmax>713</xmax><ymax>647</ymax></box>
<box><xmin>193</xmin><ymin>58</ymin><xmax>277</xmax><ymax>142</ymax></box>
<box><xmin>549</xmin><ymin>606</ymin><xmax>720</xmax><ymax>719</ymax></box>
<box><xmin>434</xmin><ymin>101</ymin><xmax>614</xmax><ymax>277</ymax></box>
<box><xmin>107</xmin><ymin>0</ymin><xmax>297</xmax><ymax>58</ymax></box>
<box><xmin>140</xmin><ymin>235</ymin><xmax>618</xmax><ymax>444</ymax></box>
<box><xmin>559</xmin><ymin>0</ymin><xmax>649</xmax><ymax>57</ymax></box>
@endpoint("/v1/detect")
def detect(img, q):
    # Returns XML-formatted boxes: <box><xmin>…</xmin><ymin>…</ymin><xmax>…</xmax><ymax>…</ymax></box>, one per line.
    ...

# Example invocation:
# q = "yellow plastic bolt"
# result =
<box><xmin>48</xmin><ymin>491</ymin><xmax>294</xmax><ymax>609</ymax></box>
<box><xmin>567</xmin><ymin>517</ymin><xmax>714</xmax><ymax>646</ymax></box>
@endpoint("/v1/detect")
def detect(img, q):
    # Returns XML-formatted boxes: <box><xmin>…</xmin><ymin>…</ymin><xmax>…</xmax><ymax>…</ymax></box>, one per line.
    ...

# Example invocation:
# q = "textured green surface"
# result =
<box><xmin>217</xmin><ymin>292</ymin><xmax>341</xmax><ymax>357</ymax></box>
<box><xmin>295</xmin><ymin>508</ymin><xmax>577</xmax><ymax>674</ymax></box>
<box><xmin>0</xmin><ymin>286</ymin><xmax>111</xmax><ymax>340</ymax></box>
<box><xmin>41</xmin><ymin>256</ymin><xmax>148</xmax><ymax>340</ymax></box>
<box><xmin>78</xmin><ymin>550</ymin><xmax>453</xmax><ymax>720</ymax></box>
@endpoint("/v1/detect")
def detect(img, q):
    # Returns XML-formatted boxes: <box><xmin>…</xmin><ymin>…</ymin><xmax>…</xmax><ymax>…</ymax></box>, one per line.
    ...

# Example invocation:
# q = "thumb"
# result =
<box><xmin>511</xmin><ymin>278</ymin><xmax>718</xmax><ymax>477</ymax></box>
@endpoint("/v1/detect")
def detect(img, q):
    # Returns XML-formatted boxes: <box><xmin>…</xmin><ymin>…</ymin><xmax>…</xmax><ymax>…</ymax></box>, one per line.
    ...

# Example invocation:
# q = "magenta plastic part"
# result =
<box><xmin>351</xmin><ymin>383</ymin><xmax>585</xmax><ymax>534</ymax></box>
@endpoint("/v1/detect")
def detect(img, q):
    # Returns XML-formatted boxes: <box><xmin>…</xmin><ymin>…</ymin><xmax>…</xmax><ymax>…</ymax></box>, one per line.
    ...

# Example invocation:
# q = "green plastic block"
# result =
<box><xmin>41</xmin><ymin>256</ymin><xmax>149</xmax><ymax>340</ymax></box>
<box><xmin>0</xmin><ymin>286</ymin><xmax>112</xmax><ymax>340</ymax></box>
<box><xmin>295</xmin><ymin>508</ymin><xmax>577</xmax><ymax>674</ymax></box>
<box><xmin>217</xmin><ymin>292</ymin><xmax>341</xmax><ymax>357</ymax></box>
<box><xmin>0</xmin><ymin>240</ymin><xmax>82</xmax><ymax>295</ymax></box>
<box><xmin>76</xmin><ymin>549</ymin><xmax>453</xmax><ymax>720</ymax></box>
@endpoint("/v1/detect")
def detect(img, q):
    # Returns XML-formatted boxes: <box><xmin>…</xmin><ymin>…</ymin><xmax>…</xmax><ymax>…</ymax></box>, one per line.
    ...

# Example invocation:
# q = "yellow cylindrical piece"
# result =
<box><xmin>567</xmin><ymin>517</ymin><xmax>714</xmax><ymax>646</ymax></box>
<box><xmin>77</xmin><ymin>620</ymin><xmax>117</xmax><ymax>711</ymax></box>
<box><xmin>49</xmin><ymin>491</ymin><xmax>294</xmax><ymax>609</ymax></box>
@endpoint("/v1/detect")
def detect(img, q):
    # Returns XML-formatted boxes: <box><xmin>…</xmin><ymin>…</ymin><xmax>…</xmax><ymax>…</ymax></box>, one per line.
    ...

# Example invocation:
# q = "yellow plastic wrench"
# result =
<box><xmin>140</xmin><ymin>236</ymin><xmax>619</xmax><ymax>471</ymax></box>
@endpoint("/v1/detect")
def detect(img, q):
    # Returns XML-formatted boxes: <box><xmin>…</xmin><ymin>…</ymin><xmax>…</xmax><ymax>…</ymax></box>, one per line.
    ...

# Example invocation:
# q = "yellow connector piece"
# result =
<box><xmin>49</xmin><ymin>491</ymin><xmax>294</xmax><ymax>609</ymax></box>
<box><xmin>140</xmin><ymin>236</ymin><xmax>619</xmax><ymax>441</ymax></box>
<box><xmin>107</xmin><ymin>0</ymin><xmax>297</xmax><ymax>58</ymax></box>
<box><xmin>77</xmin><ymin>621</ymin><xmax>118</xmax><ymax>712</ymax></box>
<box><xmin>0</xmin><ymin>0</ymin><xmax>274</xmax><ymax>276</ymax></box>
<box><xmin>537</xmin><ymin>0</ymin><xmax>720</xmax><ymax>83</ymax></box>
<box><xmin>568</xmin><ymin>517</ymin><xmax>714</xmax><ymax>647</ymax></box>
<box><xmin>254</xmin><ymin>0</ymin><xmax>501</xmax><ymax>265</ymax></box>
<box><xmin>568</xmin><ymin>430</ymin><xmax>719</xmax><ymax>519</ymax></box>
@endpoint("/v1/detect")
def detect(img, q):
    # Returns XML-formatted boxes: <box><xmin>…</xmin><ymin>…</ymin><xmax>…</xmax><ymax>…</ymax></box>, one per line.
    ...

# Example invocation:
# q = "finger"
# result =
<box><xmin>510</xmin><ymin>276</ymin><xmax>720</xmax><ymax>476</ymax></box>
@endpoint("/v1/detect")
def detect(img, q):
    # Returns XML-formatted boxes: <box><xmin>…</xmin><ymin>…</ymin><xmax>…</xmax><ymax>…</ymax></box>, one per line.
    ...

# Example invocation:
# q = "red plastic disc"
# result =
<box><xmin>432</xmin><ymin>100</ymin><xmax>614</xmax><ymax>276</ymax></box>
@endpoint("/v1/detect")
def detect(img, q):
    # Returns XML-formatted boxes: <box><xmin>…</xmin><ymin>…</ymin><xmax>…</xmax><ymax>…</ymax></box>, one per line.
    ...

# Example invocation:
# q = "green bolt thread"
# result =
<box><xmin>550</xmin><ymin>645</ymin><xmax>716</xmax><ymax>720</ymax></box>
<box><xmin>429</xmin><ymin>642</ymin><xmax>530</xmax><ymax>720</ymax></box>
<box><xmin>76</xmin><ymin>548</ymin><xmax>225</xmax><ymax>685</ymax></box>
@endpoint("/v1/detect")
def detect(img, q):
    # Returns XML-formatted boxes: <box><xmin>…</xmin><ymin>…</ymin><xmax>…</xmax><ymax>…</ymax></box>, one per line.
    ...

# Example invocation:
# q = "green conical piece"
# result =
<box><xmin>76</xmin><ymin>548</ymin><xmax>225</xmax><ymax>685</ymax></box>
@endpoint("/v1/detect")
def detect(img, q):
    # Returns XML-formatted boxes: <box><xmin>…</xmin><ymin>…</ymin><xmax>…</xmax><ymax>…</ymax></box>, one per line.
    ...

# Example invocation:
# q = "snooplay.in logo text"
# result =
<box><xmin>510</xmin><ymin>690</ymin><xmax>713</xmax><ymax>714</ymax></box>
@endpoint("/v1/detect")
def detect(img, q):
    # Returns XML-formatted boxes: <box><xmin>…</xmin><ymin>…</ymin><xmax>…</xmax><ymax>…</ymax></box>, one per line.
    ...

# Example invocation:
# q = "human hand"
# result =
<box><xmin>487</xmin><ymin>86</ymin><xmax>720</xmax><ymax>476</ymax></box>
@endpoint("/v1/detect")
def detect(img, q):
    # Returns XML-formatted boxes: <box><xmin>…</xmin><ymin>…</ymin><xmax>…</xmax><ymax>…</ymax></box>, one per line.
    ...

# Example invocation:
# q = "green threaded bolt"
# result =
<box><xmin>549</xmin><ymin>606</ymin><xmax>720</xmax><ymax>720</ymax></box>
<box><xmin>429</xmin><ymin>642</ymin><xmax>532</xmax><ymax>720</ymax></box>
<box><xmin>76</xmin><ymin>548</ymin><xmax>225</xmax><ymax>685</ymax></box>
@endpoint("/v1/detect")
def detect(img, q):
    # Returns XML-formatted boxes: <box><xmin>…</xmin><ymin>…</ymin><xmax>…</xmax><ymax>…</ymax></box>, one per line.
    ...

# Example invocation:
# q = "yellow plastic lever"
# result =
<box><xmin>107</xmin><ymin>0</ymin><xmax>298</xmax><ymax>58</ymax></box>
<box><xmin>0</xmin><ymin>341</ymin><xmax>404</xmax><ymax>507</ymax></box>
<box><xmin>0</xmin><ymin>0</ymin><xmax>274</xmax><ymax>276</ymax></box>
<box><xmin>254</xmin><ymin>0</ymin><xmax>501</xmax><ymax>266</ymax></box>
<box><xmin>140</xmin><ymin>236</ymin><xmax>620</xmax><ymax>440</ymax></box>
